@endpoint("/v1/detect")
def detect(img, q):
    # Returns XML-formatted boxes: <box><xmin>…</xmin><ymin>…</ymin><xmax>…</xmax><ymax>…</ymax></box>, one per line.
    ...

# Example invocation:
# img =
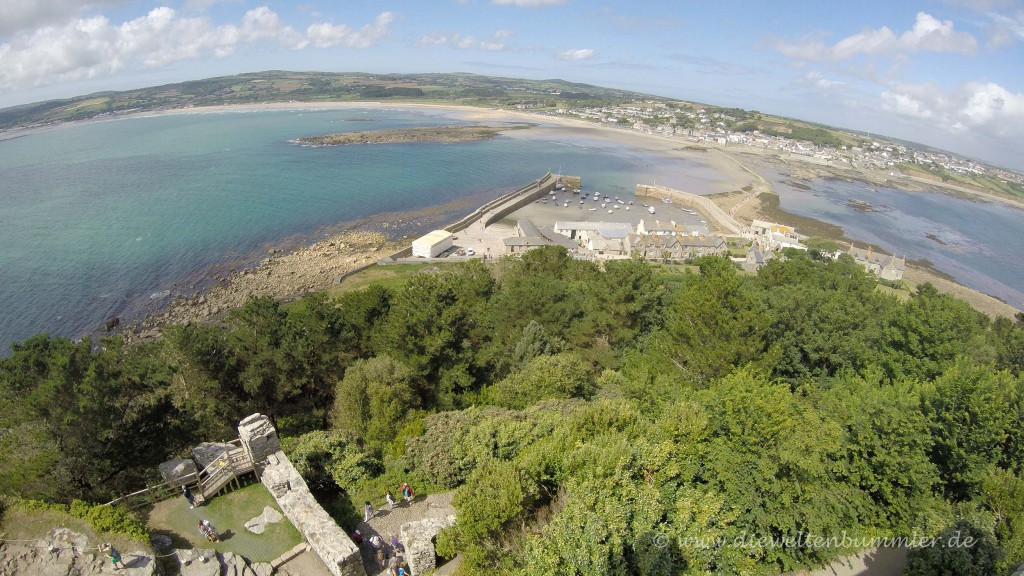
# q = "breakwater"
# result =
<box><xmin>635</xmin><ymin>184</ymin><xmax>743</xmax><ymax>234</ymax></box>
<box><xmin>364</xmin><ymin>172</ymin><xmax>558</xmax><ymax>270</ymax></box>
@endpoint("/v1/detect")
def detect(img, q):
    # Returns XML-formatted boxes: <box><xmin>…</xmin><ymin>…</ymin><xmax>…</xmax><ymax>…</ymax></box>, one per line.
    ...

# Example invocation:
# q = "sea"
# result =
<box><xmin>1</xmin><ymin>108</ymin><xmax>1022</xmax><ymax>353</ymax></box>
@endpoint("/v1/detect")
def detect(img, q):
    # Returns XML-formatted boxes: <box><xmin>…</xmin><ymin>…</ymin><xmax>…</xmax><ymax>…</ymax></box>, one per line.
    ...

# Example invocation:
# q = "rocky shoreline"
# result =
<box><xmin>293</xmin><ymin>125</ymin><xmax>502</xmax><ymax>146</ymax></box>
<box><xmin>125</xmin><ymin>230</ymin><xmax>403</xmax><ymax>345</ymax></box>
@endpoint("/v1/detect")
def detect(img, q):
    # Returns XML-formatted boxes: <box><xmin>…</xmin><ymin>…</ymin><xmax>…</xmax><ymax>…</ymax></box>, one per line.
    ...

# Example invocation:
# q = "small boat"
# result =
<box><xmin>604</xmin><ymin>196</ymin><xmax>610</xmax><ymax>202</ymax></box>
<box><xmin>608</xmin><ymin>210</ymin><xmax>614</xmax><ymax>214</ymax></box>
<box><xmin>662</xmin><ymin>198</ymin><xmax>672</xmax><ymax>204</ymax></box>
<box><xmin>628</xmin><ymin>201</ymin><xmax>634</xmax><ymax>205</ymax></box>
<box><xmin>641</xmin><ymin>204</ymin><xmax>648</xmax><ymax>207</ymax></box>
<box><xmin>625</xmin><ymin>207</ymin><xmax>630</xmax><ymax>211</ymax></box>
<box><xmin>580</xmin><ymin>200</ymin><xmax>584</xmax><ymax>204</ymax></box>
<box><xmin>601</xmin><ymin>203</ymin><xmax>606</xmax><ymax>208</ymax></box>
<box><xmin>648</xmin><ymin>206</ymin><xmax>656</xmax><ymax>214</ymax></box>
<box><xmin>589</xmin><ymin>207</ymin><xmax>597</xmax><ymax>211</ymax></box>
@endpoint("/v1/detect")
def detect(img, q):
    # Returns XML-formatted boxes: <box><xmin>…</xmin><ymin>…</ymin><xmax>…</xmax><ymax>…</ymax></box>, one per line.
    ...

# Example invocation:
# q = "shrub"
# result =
<box><xmin>11</xmin><ymin>498</ymin><xmax>149</xmax><ymax>543</ymax></box>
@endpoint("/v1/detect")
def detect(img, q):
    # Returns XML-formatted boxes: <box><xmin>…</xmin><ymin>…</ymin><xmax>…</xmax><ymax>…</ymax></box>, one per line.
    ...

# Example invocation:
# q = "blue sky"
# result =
<box><xmin>2</xmin><ymin>0</ymin><xmax>1023</xmax><ymax>169</ymax></box>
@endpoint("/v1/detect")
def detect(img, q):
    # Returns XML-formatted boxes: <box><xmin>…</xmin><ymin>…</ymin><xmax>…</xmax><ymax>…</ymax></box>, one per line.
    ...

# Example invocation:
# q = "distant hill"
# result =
<box><xmin>0</xmin><ymin>71</ymin><xmax>660</xmax><ymax>132</ymax></box>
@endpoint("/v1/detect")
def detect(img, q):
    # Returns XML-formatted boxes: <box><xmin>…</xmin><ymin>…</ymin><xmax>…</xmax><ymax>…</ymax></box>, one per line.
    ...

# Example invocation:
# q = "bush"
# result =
<box><xmin>11</xmin><ymin>498</ymin><xmax>149</xmax><ymax>542</ymax></box>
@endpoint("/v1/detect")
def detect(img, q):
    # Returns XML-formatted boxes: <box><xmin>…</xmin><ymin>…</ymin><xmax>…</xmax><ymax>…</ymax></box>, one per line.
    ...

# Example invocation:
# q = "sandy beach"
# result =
<box><xmin>63</xmin><ymin>100</ymin><xmax>1012</xmax><ymax>341</ymax></box>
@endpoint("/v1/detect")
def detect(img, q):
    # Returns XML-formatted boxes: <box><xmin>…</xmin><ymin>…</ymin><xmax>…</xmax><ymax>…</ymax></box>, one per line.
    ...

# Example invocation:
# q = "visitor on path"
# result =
<box><xmin>389</xmin><ymin>533</ymin><xmax>401</xmax><ymax>552</ymax></box>
<box><xmin>199</xmin><ymin>519</ymin><xmax>221</xmax><ymax>542</ymax></box>
<box><xmin>376</xmin><ymin>547</ymin><xmax>386</xmax><ymax>569</ymax></box>
<box><xmin>100</xmin><ymin>543</ymin><xmax>125</xmax><ymax>570</ymax></box>
<box><xmin>364</xmin><ymin>500</ymin><xmax>374</xmax><ymax>521</ymax></box>
<box><xmin>400</xmin><ymin>482</ymin><xmax>414</xmax><ymax>504</ymax></box>
<box><xmin>353</xmin><ymin>529</ymin><xmax>364</xmax><ymax>545</ymax></box>
<box><xmin>181</xmin><ymin>484</ymin><xmax>197</xmax><ymax>509</ymax></box>
<box><xmin>385</xmin><ymin>490</ymin><xmax>396</xmax><ymax>511</ymax></box>
<box><xmin>369</xmin><ymin>534</ymin><xmax>383</xmax><ymax>550</ymax></box>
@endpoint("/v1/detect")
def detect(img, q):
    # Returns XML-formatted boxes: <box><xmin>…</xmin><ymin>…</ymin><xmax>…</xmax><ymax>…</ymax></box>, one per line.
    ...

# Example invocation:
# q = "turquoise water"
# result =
<box><xmin>0</xmin><ymin>108</ymin><xmax>709</xmax><ymax>350</ymax></box>
<box><xmin>2</xmin><ymin>108</ymin><xmax>1022</xmax><ymax>352</ymax></box>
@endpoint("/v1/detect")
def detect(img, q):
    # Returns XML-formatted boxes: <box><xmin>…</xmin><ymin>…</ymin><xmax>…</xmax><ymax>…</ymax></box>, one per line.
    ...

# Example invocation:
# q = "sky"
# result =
<box><xmin>1</xmin><ymin>0</ymin><xmax>1023</xmax><ymax>170</ymax></box>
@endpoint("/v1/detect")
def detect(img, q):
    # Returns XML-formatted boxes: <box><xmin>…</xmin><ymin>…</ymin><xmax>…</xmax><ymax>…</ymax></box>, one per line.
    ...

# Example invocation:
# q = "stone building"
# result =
<box><xmin>848</xmin><ymin>246</ymin><xmax>906</xmax><ymax>281</ymax></box>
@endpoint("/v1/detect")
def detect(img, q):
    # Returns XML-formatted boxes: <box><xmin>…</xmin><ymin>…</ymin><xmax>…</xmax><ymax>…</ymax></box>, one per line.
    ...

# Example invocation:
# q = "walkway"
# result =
<box><xmin>356</xmin><ymin>492</ymin><xmax>456</xmax><ymax>575</ymax></box>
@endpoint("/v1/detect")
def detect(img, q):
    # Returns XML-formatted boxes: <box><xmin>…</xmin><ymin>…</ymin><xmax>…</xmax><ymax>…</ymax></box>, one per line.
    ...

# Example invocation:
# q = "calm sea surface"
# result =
<box><xmin>0</xmin><ymin>108</ymin><xmax>715</xmax><ymax>350</ymax></box>
<box><xmin>765</xmin><ymin>170</ymin><xmax>1024</xmax><ymax>310</ymax></box>
<box><xmin>1</xmin><ymin>109</ymin><xmax>1021</xmax><ymax>352</ymax></box>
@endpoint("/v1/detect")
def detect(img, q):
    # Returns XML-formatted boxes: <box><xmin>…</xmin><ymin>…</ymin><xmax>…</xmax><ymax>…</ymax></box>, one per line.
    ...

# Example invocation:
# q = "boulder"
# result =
<box><xmin>244</xmin><ymin>506</ymin><xmax>284</xmax><ymax>535</ymax></box>
<box><xmin>191</xmin><ymin>442</ymin><xmax>234</xmax><ymax>470</ymax></box>
<box><xmin>174</xmin><ymin>548</ymin><xmax>219</xmax><ymax>576</ymax></box>
<box><xmin>158</xmin><ymin>458</ymin><xmax>198</xmax><ymax>486</ymax></box>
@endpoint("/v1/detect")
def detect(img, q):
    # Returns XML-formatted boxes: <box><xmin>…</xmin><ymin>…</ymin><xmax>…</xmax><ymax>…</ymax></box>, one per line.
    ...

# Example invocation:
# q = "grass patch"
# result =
<box><xmin>327</xmin><ymin>263</ymin><xmax>455</xmax><ymax>296</ymax></box>
<box><xmin>875</xmin><ymin>284</ymin><xmax>911</xmax><ymax>302</ymax></box>
<box><xmin>145</xmin><ymin>480</ymin><xmax>301</xmax><ymax>563</ymax></box>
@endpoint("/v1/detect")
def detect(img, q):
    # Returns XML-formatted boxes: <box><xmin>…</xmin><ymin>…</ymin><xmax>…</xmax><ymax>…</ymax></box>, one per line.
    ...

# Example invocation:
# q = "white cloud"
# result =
<box><xmin>416</xmin><ymin>29</ymin><xmax>512</xmax><ymax>51</ymax></box>
<box><xmin>798</xmin><ymin>70</ymin><xmax>846</xmax><ymax>91</ymax></box>
<box><xmin>0</xmin><ymin>7</ymin><xmax>394</xmax><ymax>93</ymax></box>
<box><xmin>881</xmin><ymin>81</ymin><xmax>1024</xmax><ymax>136</ymax></box>
<box><xmin>777</xmin><ymin>12</ymin><xmax>977</xmax><ymax>61</ymax></box>
<box><xmin>986</xmin><ymin>10</ymin><xmax>1024</xmax><ymax>46</ymax></box>
<box><xmin>0</xmin><ymin>0</ymin><xmax>126</xmax><ymax>36</ymax></box>
<box><xmin>557</xmin><ymin>48</ymin><xmax>593</xmax><ymax>61</ymax></box>
<box><xmin>303</xmin><ymin>12</ymin><xmax>394</xmax><ymax>49</ymax></box>
<box><xmin>491</xmin><ymin>0</ymin><xmax>566</xmax><ymax>6</ymax></box>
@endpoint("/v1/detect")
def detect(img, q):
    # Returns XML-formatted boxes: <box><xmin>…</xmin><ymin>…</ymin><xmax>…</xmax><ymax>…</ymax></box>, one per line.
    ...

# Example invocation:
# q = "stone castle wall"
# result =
<box><xmin>238</xmin><ymin>414</ymin><xmax>364</xmax><ymax>576</ymax></box>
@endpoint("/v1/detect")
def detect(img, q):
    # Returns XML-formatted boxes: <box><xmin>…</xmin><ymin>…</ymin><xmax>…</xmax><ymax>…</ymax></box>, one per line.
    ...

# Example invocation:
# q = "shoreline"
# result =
<box><xmin>10</xmin><ymin>101</ymin><xmax>1019</xmax><ymax>346</ymax></box>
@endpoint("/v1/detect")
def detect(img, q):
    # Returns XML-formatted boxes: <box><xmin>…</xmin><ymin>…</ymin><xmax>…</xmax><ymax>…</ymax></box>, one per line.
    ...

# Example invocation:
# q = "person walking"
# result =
<box><xmin>385</xmin><ymin>490</ymin><xmax>396</xmax><ymax>511</ymax></box>
<box><xmin>400</xmin><ymin>482</ymin><xmax>414</xmax><ymax>505</ymax></box>
<box><xmin>199</xmin><ymin>519</ymin><xmax>221</xmax><ymax>542</ymax></box>
<box><xmin>364</xmin><ymin>501</ymin><xmax>374</xmax><ymax>521</ymax></box>
<box><xmin>181</xmin><ymin>484</ymin><xmax>197</xmax><ymax>509</ymax></box>
<box><xmin>100</xmin><ymin>543</ymin><xmax>125</xmax><ymax>570</ymax></box>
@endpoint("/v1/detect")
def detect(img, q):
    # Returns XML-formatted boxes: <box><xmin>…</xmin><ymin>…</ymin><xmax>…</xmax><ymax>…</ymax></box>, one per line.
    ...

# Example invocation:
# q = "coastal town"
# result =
<box><xmin>403</xmin><ymin>174</ymin><xmax>906</xmax><ymax>282</ymax></box>
<box><xmin>535</xmin><ymin>100</ymin><xmax>1024</xmax><ymax>189</ymax></box>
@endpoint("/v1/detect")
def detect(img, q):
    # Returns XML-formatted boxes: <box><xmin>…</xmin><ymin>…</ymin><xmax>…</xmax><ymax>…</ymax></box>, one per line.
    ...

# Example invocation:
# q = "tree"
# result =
<box><xmin>880</xmin><ymin>284</ymin><xmax>991</xmax><ymax>381</ymax></box>
<box><xmin>487</xmin><ymin>352</ymin><xmax>594</xmax><ymax>410</ymax></box>
<box><xmin>922</xmin><ymin>360</ymin><xmax>1016</xmax><ymax>500</ymax></box>
<box><xmin>904</xmin><ymin>520</ymin><xmax>1004</xmax><ymax>576</ymax></box>
<box><xmin>331</xmin><ymin>355</ymin><xmax>417</xmax><ymax>447</ymax></box>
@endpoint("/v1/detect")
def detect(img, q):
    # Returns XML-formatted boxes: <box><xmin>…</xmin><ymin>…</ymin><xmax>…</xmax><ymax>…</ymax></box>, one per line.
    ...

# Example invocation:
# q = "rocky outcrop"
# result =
<box><xmin>173</xmin><ymin>548</ymin><xmax>271</xmax><ymax>576</ymax></box>
<box><xmin>192</xmin><ymin>442</ymin><xmax>235</xmax><ymax>469</ymax></box>
<box><xmin>159</xmin><ymin>458</ymin><xmax>199</xmax><ymax>485</ymax></box>
<box><xmin>400</xmin><ymin>515</ymin><xmax>456</xmax><ymax>576</ymax></box>
<box><xmin>244</xmin><ymin>506</ymin><xmax>284</xmax><ymax>535</ymax></box>
<box><xmin>0</xmin><ymin>528</ymin><xmax>156</xmax><ymax>575</ymax></box>
<box><xmin>128</xmin><ymin>231</ymin><xmax>397</xmax><ymax>340</ymax></box>
<box><xmin>294</xmin><ymin>126</ymin><xmax>501</xmax><ymax>146</ymax></box>
<box><xmin>260</xmin><ymin>451</ymin><xmax>364</xmax><ymax>576</ymax></box>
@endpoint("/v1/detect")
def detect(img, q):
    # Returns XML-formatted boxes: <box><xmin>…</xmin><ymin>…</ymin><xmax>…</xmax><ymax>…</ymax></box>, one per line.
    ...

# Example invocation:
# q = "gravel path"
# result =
<box><xmin>355</xmin><ymin>492</ymin><xmax>455</xmax><ymax>575</ymax></box>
